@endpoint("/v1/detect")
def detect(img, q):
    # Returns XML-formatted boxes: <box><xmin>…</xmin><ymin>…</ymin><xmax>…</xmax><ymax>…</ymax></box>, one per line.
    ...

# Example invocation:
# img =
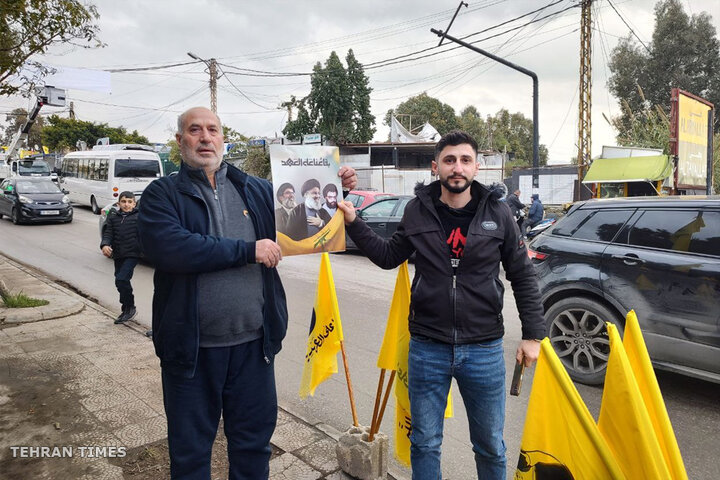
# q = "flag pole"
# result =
<box><xmin>369</xmin><ymin>369</ymin><xmax>386</xmax><ymax>437</ymax></box>
<box><xmin>369</xmin><ymin>370</ymin><xmax>396</xmax><ymax>440</ymax></box>
<box><xmin>339</xmin><ymin>340</ymin><xmax>359</xmax><ymax>427</ymax></box>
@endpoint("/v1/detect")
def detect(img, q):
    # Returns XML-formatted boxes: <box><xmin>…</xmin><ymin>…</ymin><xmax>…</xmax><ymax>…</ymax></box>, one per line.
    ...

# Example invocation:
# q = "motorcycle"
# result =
<box><xmin>526</xmin><ymin>217</ymin><xmax>557</xmax><ymax>239</ymax></box>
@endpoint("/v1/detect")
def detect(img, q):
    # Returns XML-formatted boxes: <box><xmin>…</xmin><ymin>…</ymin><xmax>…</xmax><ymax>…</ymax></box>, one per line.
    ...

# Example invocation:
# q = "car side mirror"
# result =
<box><xmin>62</xmin><ymin>189</ymin><xmax>69</xmax><ymax>194</ymax></box>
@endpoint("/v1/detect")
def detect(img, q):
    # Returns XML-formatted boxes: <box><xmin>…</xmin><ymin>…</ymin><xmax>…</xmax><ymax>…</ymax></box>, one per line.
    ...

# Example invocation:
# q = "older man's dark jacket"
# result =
<box><xmin>346</xmin><ymin>180</ymin><xmax>545</xmax><ymax>344</ymax></box>
<box><xmin>138</xmin><ymin>162</ymin><xmax>288</xmax><ymax>378</ymax></box>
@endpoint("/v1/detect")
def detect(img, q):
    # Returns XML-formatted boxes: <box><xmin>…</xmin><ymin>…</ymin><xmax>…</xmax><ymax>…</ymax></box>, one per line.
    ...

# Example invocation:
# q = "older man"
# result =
<box><xmin>284</xmin><ymin>178</ymin><xmax>333</xmax><ymax>241</ymax></box>
<box><xmin>139</xmin><ymin>107</ymin><xmax>356</xmax><ymax>479</ymax></box>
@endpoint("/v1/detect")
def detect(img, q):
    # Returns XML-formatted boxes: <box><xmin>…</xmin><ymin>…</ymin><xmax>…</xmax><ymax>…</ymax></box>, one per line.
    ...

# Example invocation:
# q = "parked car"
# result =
<box><xmin>528</xmin><ymin>196</ymin><xmax>720</xmax><ymax>385</ymax></box>
<box><xmin>0</xmin><ymin>177</ymin><xmax>73</xmax><ymax>224</ymax></box>
<box><xmin>344</xmin><ymin>190</ymin><xmax>394</xmax><ymax>210</ymax></box>
<box><xmin>345</xmin><ymin>195</ymin><xmax>413</xmax><ymax>250</ymax></box>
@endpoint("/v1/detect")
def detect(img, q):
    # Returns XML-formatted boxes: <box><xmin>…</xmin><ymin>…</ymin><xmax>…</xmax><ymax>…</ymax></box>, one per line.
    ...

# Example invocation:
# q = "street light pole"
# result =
<box><xmin>187</xmin><ymin>52</ymin><xmax>218</xmax><ymax>114</ymax></box>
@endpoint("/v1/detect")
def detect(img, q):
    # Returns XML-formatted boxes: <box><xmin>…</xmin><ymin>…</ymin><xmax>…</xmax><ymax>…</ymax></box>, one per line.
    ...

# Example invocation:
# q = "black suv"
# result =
<box><xmin>529</xmin><ymin>196</ymin><xmax>719</xmax><ymax>385</ymax></box>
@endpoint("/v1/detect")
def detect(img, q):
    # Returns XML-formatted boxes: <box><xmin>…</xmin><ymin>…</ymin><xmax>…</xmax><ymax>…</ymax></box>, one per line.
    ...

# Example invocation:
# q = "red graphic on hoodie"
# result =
<box><xmin>447</xmin><ymin>227</ymin><xmax>467</xmax><ymax>258</ymax></box>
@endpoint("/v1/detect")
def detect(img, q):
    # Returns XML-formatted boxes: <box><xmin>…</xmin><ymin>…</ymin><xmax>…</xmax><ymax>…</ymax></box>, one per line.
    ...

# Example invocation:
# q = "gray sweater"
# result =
<box><xmin>188</xmin><ymin>163</ymin><xmax>264</xmax><ymax>348</ymax></box>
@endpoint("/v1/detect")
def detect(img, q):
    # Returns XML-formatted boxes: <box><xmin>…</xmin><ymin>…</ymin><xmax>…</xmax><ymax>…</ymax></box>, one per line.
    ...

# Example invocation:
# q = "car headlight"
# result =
<box><xmin>18</xmin><ymin>195</ymin><xmax>33</xmax><ymax>204</ymax></box>
<box><xmin>62</xmin><ymin>195</ymin><xmax>69</xmax><ymax>204</ymax></box>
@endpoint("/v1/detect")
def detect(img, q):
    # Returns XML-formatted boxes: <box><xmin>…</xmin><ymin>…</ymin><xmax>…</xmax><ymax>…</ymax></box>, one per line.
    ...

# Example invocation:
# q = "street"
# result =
<box><xmin>1</xmin><ymin>206</ymin><xmax>718</xmax><ymax>479</ymax></box>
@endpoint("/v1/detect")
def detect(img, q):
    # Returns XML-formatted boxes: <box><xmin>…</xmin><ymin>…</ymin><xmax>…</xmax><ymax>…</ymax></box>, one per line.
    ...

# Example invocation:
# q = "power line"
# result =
<box><xmin>216</xmin><ymin>64</ymin><xmax>276</xmax><ymax>111</ymax></box>
<box><xmin>105</xmin><ymin>60</ymin><xmax>202</xmax><ymax>73</ymax></box>
<box><xmin>606</xmin><ymin>0</ymin><xmax>650</xmax><ymax>52</ymax></box>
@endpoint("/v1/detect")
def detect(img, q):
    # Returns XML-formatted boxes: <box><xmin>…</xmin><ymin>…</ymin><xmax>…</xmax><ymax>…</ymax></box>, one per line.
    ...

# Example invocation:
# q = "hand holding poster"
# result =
<box><xmin>270</xmin><ymin>145</ymin><xmax>346</xmax><ymax>256</ymax></box>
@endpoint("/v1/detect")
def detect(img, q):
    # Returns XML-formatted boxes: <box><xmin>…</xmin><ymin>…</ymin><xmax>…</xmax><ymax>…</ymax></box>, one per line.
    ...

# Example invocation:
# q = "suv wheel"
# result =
<box><xmin>544</xmin><ymin>297</ymin><xmax>623</xmax><ymax>385</ymax></box>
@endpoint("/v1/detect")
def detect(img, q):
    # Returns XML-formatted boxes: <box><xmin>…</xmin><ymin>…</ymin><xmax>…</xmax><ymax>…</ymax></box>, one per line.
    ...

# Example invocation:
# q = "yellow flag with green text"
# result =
<box><xmin>385</xmin><ymin>262</ymin><xmax>453</xmax><ymax>466</ymax></box>
<box><xmin>516</xmin><ymin>339</ymin><xmax>625</xmax><ymax>480</ymax></box>
<box><xmin>299</xmin><ymin>252</ymin><xmax>344</xmax><ymax>398</ymax></box>
<box><xmin>598</xmin><ymin>323</ymin><xmax>672</xmax><ymax>479</ymax></box>
<box><xmin>622</xmin><ymin>310</ymin><xmax>687</xmax><ymax>480</ymax></box>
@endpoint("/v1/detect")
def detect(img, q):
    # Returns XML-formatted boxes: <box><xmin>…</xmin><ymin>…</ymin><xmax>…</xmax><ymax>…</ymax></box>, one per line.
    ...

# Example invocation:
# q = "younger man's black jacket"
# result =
<box><xmin>346</xmin><ymin>180</ymin><xmax>546</xmax><ymax>344</ymax></box>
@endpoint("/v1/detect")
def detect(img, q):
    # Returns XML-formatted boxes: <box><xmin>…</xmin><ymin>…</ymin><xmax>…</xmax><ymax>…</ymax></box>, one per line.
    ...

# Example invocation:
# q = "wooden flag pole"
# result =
<box><xmin>369</xmin><ymin>369</ymin><xmax>386</xmax><ymax>438</ymax></box>
<box><xmin>369</xmin><ymin>370</ymin><xmax>396</xmax><ymax>440</ymax></box>
<box><xmin>339</xmin><ymin>340</ymin><xmax>359</xmax><ymax>427</ymax></box>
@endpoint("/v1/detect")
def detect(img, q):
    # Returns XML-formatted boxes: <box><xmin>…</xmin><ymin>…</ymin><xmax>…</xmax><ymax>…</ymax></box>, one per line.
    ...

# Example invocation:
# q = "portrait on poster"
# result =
<box><xmin>270</xmin><ymin>145</ymin><xmax>346</xmax><ymax>256</ymax></box>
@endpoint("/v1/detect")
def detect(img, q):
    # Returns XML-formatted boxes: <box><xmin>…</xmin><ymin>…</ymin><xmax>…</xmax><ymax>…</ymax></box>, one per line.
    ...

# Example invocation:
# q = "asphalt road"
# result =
<box><xmin>1</xmin><ymin>206</ymin><xmax>718</xmax><ymax>479</ymax></box>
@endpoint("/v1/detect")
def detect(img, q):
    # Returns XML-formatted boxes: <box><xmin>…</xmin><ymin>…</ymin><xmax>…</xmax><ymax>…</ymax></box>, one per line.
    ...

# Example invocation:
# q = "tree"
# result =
<box><xmin>0</xmin><ymin>0</ymin><xmax>102</xmax><ymax>97</ymax></box>
<box><xmin>345</xmin><ymin>49</ymin><xmax>376</xmax><ymax>142</ymax></box>
<box><xmin>243</xmin><ymin>145</ymin><xmax>271</xmax><ymax>179</ymax></box>
<box><xmin>608</xmin><ymin>0</ymin><xmax>720</xmax><ymax>133</ymax></box>
<box><xmin>384</xmin><ymin>92</ymin><xmax>459</xmax><ymax>136</ymax></box>
<box><xmin>41</xmin><ymin>116</ymin><xmax>149</xmax><ymax>151</ymax></box>
<box><xmin>486</xmin><ymin>108</ymin><xmax>548</xmax><ymax>166</ymax></box>
<box><xmin>457</xmin><ymin>106</ymin><xmax>487</xmax><ymax>147</ymax></box>
<box><xmin>2</xmin><ymin>108</ymin><xmax>44</xmax><ymax>148</ymax></box>
<box><xmin>283</xmin><ymin>50</ymin><xmax>375</xmax><ymax>144</ymax></box>
<box><xmin>223</xmin><ymin>125</ymin><xmax>248</xmax><ymax>158</ymax></box>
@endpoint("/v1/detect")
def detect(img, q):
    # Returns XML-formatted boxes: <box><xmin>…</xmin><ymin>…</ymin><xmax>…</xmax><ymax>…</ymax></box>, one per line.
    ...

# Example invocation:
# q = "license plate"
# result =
<box><xmin>40</xmin><ymin>210</ymin><xmax>60</xmax><ymax>215</ymax></box>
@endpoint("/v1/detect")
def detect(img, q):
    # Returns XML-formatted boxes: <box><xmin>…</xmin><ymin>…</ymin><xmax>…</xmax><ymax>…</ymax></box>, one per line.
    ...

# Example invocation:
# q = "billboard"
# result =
<box><xmin>671</xmin><ymin>89</ymin><xmax>714</xmax><ymax>189</ymax></box>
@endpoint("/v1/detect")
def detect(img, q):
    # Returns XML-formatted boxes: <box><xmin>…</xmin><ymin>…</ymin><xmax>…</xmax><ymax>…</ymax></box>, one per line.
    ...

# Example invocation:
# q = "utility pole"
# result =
<box><xmin>431</xmin><ymin>28</ymin><xmax>540</xmax><ymax>189</ymax></box>
<box><xmin>69</xmin><ymin>101</ymin><xmax>75</xmax><ymax>120</ymax></box>
<box><xmin>576</xmin><ymin>0</ymin><xmax>592</xmax><ymax>200</ymax></box>
<box><xmin>188</xmin><ymin>52</ymin><xmax>218</xmax><ymax>114</ymax></box>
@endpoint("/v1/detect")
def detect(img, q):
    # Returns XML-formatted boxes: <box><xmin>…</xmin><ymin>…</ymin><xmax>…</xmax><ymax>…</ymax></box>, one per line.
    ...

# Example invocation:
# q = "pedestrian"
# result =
<box><xmin>138</xmin><ymin>106</ymin><xmax>357</xmax><ymax>479</ymax></box>
<box><xmin>337</xmin><ymin>130</ymin><xmax>545</xmax><ymax>480</ymax></box>
<box><xmin>100</xmin><ymin>191</ymin><xmax>141</xmax><ymax>324</ymax></box>
<box><xmin>506</xmin><ymin>189</ymin><xmax>526</xmax><ymax>232</ymax></box>
<box><xmin>525</xmin><ymin>193</ymin><xmax>544</xmax><ymax>236</ymax></box>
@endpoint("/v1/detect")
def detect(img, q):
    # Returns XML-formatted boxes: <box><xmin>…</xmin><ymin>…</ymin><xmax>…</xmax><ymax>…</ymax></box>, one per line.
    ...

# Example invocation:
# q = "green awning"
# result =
<box><xmin>582</xmin><ymin>155</ymin><xmax>672</xmax><ymax>183</ymax></box>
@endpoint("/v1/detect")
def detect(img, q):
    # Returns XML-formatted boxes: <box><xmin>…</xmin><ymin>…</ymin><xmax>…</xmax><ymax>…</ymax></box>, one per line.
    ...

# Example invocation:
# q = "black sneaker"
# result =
<box><xmin>114</xmin><ymin>312</ymin><xmax>125</xmax><ymax>324</ymax></box>
<box><xmin>145</xmin><ymin>330</ymin><xmax>153</xmax><ymax>338</ymax></box>
<box><xmin>124</xmin><ymin>307</ymin><xmax>137</xmax><ymax>322</ymax></box>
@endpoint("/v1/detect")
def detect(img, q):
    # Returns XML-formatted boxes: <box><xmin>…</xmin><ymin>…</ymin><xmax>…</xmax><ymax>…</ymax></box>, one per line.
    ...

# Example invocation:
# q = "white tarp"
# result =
<box><xmin>390</xmin><ymin>116</ymin><xmax>440</xmax><ymax>143</ymax></box>
<box><xmin>20</xmin><ymin>64</ymin><xmax>112</xmax><ymax>93</ymax></box>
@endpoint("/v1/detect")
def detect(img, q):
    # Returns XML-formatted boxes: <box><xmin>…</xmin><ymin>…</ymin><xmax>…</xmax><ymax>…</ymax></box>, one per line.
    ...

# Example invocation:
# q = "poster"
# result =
<box><xmin>270</xmin><ymin>145</ymin><xmax>346</xmax><ymax>256</ymax></box>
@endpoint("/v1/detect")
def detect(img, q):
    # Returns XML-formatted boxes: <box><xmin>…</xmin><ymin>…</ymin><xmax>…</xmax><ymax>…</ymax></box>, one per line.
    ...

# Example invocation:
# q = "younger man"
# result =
<box><xmin>100</xmin><ymin>191</ymin><xmax>141</xmax><ymax>324</ymax></box>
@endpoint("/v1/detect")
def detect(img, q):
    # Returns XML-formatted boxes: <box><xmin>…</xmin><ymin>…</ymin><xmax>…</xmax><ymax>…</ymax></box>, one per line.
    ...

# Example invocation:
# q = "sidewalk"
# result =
<box><xmin>0</xmin><ymin>255</ymin><xmax>403</xmax><ymax>480</ymax></box>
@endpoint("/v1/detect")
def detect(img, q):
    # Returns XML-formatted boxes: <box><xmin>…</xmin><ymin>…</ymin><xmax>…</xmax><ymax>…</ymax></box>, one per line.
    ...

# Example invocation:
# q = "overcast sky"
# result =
<box><xmin>2</xmin><ymin>0</ymin><xmax>718</xmax><ymax>163</ymax></box>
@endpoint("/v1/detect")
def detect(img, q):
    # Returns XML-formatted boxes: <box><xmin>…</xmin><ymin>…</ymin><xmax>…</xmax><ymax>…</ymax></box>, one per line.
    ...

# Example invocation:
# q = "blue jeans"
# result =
<box><xmin>162</xmin><ymin>339</ymin><xmax>277</xmax><ymax>480</ymax></box>
<box><xmin>408</xmin><ymin>336</ymin><xmax>506</xmax><ymax>480</ymax></box>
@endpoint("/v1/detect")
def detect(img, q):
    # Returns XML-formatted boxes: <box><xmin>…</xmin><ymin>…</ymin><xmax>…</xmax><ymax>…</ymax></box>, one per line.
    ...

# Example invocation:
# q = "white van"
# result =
<box><xmin>60</xmin><ymin>144</ymin><xmax>163</xmax><ymax>214</ymax></box>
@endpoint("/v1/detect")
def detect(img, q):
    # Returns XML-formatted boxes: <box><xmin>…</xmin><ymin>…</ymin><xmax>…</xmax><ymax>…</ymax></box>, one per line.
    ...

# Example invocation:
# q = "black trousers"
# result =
<box><xmin>161</xmin><ymin>338</ymin><xmax>277</xmax><ymax>480</ymax></box>
<box><xmin>113</xmin><ymin>257</ymin><xmax>138</xmax><ymax>311</ymax></box>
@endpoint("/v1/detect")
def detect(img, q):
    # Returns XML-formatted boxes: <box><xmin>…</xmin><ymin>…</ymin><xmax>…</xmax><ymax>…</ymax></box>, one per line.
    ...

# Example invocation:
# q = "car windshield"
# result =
<box><xmin>114</xmin><ymin>159</ymin><xmax>160</xmax><ymax>178</ymax></box>
<box><xmin>16</xmin><ymin>180</ymin><xmax>61</xmax><ymax>194</ymax></box>
<box><xmin>18</xmin><ymin>161</ymin><xmax>50</xmax><ymax>174</ymax></box>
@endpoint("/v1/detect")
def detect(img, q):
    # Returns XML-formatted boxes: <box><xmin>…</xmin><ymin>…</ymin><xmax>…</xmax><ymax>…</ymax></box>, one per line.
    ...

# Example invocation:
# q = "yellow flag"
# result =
<box><xmin>622</xmin><ymin>311</ymin><xmax>687</xmax><ymax>480</ymax></box>
<box><xmin>516</xmin><ymin>339</ymin><xmax>625</xmax><ymax>480</ymax></box>
<box><xmin>377</xmin><ymin>262</ymin><xmax>411</xmax><ymax>370</ymax></box>
<box><xmin>386</xmin><ymin>263</ymin><xmax>453</xmax><ymax>466</ymax></box>
<box><xmin>299</xmin><ymin>253</ymin><xmax>344</xmax><ymax>398</ymax></box>
<box><xmin>598</xmin><ymin>323</ymin><xmax>672</xmax><ymax>479</ymax></box>
<box><xmin>277</xmin><ymin>211</ymin><xmax>346</xmax><ymax>256</ymax></box>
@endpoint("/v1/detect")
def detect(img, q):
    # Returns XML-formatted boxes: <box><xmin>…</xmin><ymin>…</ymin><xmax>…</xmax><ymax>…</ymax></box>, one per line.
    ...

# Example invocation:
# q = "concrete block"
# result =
<box><xmin>335</xmin><ymin>425</ymin><xmax>388</xmax><ymax>480</ymax></box>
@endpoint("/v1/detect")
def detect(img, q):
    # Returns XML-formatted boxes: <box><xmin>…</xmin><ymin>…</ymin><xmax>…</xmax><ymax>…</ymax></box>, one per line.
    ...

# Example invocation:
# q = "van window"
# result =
<box><xmin>626</xmin><ymin>210</ymin><xmax>716</xmax><ymax>254</ymax></box>
<box><xmin>115</xmin><ymin>159</ymin><xmax>160</xmax><ymax>178</ymax></box>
